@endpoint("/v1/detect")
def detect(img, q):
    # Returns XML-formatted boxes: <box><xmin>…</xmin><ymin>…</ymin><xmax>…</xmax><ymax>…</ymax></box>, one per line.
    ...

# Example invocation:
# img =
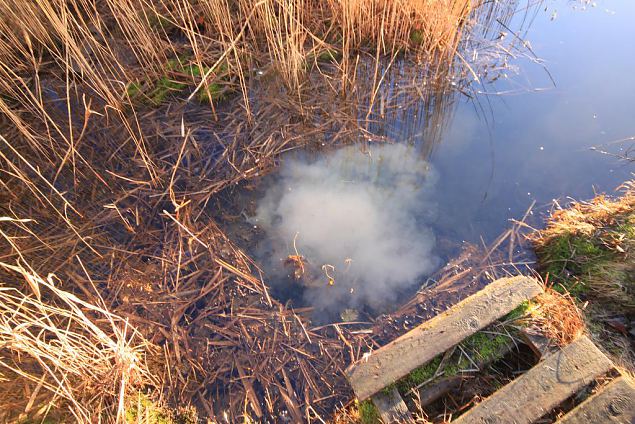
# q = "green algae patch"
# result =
<box><xmin>358</xmin><ymin>399</ymin><xmax>381</xmax><ymax>424</ymax></box>
<box><xmin>124</xmin><ymin>58</ymin><xmax>233</xmax><ymax>107</ymax></box>
<box><xmin>126</xmin><ymin>393</ymin><xmax>198</xmax><ymax>424</ymax></box>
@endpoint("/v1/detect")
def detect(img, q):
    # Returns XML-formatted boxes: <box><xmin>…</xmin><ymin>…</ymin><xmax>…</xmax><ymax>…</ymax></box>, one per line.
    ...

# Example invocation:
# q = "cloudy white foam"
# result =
<box><xmin>251</xmin><ymin>143</ymin><xmax>439</xmax><ymax>319</ymax></box>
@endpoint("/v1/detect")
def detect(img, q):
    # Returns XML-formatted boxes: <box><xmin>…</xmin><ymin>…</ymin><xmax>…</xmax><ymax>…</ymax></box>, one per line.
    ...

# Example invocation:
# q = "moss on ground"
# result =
<box><xmin>125</xmin><ymin>58</ymin><xmax>231</xmax><ymax>106</ymax></box>
<box><xmin>358</xmin><ymin>399</ymin><xmax>381</xmax><ymax>424</ymax></box>
<box><xmin>535</xmin><ymin>211</ymin><xmax>634</xmax><ymax>311</ymax></box>
<box><xmin>126</xmin><ymin>394</ymin><xmax>198</xmax><ymax>424</ymax></box>
<box><xmin>533</xmin><ymin>194</ymin><xmax>635</xmax><ymax>369</ymax></box>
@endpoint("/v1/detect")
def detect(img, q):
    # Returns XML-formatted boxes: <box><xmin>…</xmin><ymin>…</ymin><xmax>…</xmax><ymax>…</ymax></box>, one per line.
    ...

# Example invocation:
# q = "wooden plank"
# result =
<box><xmin>346</xmin><ymin>276</ymin><xmax>543</xmax><ymax>400</ymax></box>
<box><xmin>453</xmin><ymin>336</ymin><xmax>613</xmax><ymax>424</ymax></box>
<box><xmin>520</xmin><ymin>328</ymin><xmax>557</xmax><ymax>358</ymax></box>
<box><xmin>371</xmin><ymin>387</ymin><xmax>415</xmax><ymax>424</ymax></box>
<box><xmin>417</xmin><ymin>376</ymin><xmax>462</xmax><ymax>407</ymax></box>
<box><xmin>557</xmin><ymin>376</ymin><xmax>635</xmax><ymax>424</ymax></box>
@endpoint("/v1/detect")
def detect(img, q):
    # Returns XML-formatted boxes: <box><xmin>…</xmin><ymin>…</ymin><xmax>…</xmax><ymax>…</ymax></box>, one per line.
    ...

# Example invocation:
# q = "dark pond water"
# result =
<box><xmin>218</xmin><ymin>0</ymin><xmax>635</xmax><ymax>321</ymax></box>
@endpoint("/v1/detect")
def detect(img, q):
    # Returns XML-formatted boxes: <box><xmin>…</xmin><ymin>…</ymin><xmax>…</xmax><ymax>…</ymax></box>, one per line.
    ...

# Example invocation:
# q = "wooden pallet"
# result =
<box><xmin>453</xmin><ymin>335</ymin><xmax>612</xmax><ymax>424</ymax></box>
<box><xmin>557</xmin><ymin>375</ymin><xmax>635</xmax><ymax>424</ymax></box>
<box><xmin>344</xmin><ymin>276</ymin><xmax>634</xmax><ymax>424</ymax></box>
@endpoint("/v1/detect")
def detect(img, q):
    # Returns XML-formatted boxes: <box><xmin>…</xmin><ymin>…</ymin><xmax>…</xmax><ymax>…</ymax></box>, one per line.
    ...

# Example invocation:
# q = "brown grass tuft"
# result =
<box><xmin>531</xmin><ymin>181</ymin><xmax>635</xmax><ymax>245</ymax></box>
<box><xmin>530</xmin><ymin>288</ymin><xmax>585</xmax><ymax>347</ymax></box>
<box><xmin>0</xmin><ymin>260</ymin><xmax>155</xmax><ymax>422</ymax></box>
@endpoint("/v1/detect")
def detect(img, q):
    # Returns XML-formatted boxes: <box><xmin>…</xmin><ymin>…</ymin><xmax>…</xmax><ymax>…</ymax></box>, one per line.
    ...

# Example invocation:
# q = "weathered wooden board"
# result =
<box><xmin>371</xmin><ymin>387</ymin><xmax>415</xmax><ymax>424</ymax></box>
<box><xmin>520</xmin><ymin>328</ymin><xmax>557</xmax><ymax>359</ymax></box>
<box><xmin>346</xmin><ymin>276</ymin><xmax>543</xmax><ymax>400</ymax></box>
<box><xmin>453</xmin><ymin>336</ymin><xmax>613</xmax><ymax>424</ymax></box>
<box><xmin>557</xmin><ymin>376</ymin><xmax>635</xmax><ymax>424</ymax></box>
<box><xmin>417</xmin><ymin>376</ymin><xmax>462</xmax><ymax>407</ymax></box>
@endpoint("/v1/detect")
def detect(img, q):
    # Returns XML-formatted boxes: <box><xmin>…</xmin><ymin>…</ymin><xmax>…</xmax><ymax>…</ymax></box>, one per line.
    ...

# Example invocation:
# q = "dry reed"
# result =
<box><xmin>529</xmin><ymin>289</ymin><xmax>585</xmax><ymax>346</ymax></box>
<box><xmin>0</xmin><ymin>258</ymin><xmax>154</xmax><ymax>422</ymax></box>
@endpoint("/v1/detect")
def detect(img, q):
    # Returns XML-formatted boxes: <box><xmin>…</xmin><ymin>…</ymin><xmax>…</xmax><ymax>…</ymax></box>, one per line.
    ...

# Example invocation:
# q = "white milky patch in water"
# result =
<box><xmin>252</xmin><ymin>143</ymin><xmax>439</xmax><ymax>318</ymax></box>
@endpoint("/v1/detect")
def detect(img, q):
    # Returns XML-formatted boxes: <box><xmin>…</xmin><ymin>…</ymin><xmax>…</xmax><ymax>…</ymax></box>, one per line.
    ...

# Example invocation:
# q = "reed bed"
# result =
<box><xmin>0</xmin><ymin>0</ymin><xmax>535</xmax><ymax>421</ymax></box>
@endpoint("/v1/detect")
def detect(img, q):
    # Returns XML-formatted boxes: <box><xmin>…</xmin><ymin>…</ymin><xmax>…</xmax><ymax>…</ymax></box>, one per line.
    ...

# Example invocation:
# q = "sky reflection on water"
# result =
<box><xmin>429</xmin><ymin>0</ymin><xmax>635</xmax><ymax>243</ymax></box>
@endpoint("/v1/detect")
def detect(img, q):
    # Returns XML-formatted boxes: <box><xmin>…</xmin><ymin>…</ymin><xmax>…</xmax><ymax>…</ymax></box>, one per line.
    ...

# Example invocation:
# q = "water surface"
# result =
<box><xmin>432</xmin><ymin>0</ymin><xmax>635</xmax><ymax>243</ymax></box>
<box><xmin>218</xmin><ymin>0</ymin><xmax>635</xmax><ymax>320</ymax></box>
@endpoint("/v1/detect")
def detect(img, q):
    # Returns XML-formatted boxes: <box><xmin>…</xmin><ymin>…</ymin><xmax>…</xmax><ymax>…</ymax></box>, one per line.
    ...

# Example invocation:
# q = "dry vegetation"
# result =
<box><xmin>531</xmin><ymin>181</ymin><xmax>635</xmax><ymax>310</ymax></box>
<box><xmin>0</xmin><ymin>0</ymin><xmax>531</xmax><ymax>421</ymax></box>
<box><xmin>526</xmin><ymin>288</ymin><xmax>585</xmax><ymax>347</ymax></box>
<box><xmin>0</xmin><ymin>259</ymin><xmax>154</xmax><ymax>422</ymax></box>
<box><xmin>531</xmin><ymin>181</ymin><xmax>635</xmax><ymax>370</ymax></box>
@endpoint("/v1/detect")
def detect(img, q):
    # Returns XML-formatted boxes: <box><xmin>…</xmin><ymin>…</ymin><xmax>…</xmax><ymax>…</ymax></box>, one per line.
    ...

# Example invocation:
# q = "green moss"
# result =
<box><xmin>126</xmin><ymin>81</ymin><xmax>142</xmax><ymax>99</ymax></box>
<box><xmin>537</xmin><ymin>232</ymin><xmax>616</xmax><ymax>296</ymax></box>
<box><xmin>615</xmin><ymin>214</ymin><xmax>635</xmax><ymax>239</ymax></box>
<box><xmin>125</xmin><ymin>394</ymin><xmax>198</xmax><ymax>424</ymax></box>
<box><xmin>124</xmin><ymin>58</ymin><xmax>233</xmax><ymax>107</ymax></box>
<box><xmin>316</xmin><ymin>48</ymin><xmax>342</xmax><ymax>63</ymax></box>
<box><xmin>395</xmin><ymin>355</ymin><xmax>442</xmax><ymax>392</ymax></box>
<box><xmin>188</xmin><ymin>63</ymin><xmax>206</xmax><ymax>78</ymax></box>
<box><xmin>358</xmin><ymin>399</ymin><xmax>381</xmax><ymax>424</ymax></box>
<box><xmin>126</xmin><ymin>394</ymin><xmax>172</xmax><ymax>424</ymax></box>
<box><xmin>191</xmin><ymin>63</ymin><xmax>230</xmax><ymax>103</ymax></box>
<box><xmin>503</xmin><ymin>300</ymin><xmax>531</xmax><ymax>322</ymax></box>
<box><xmin>535</xmin><ymin>207</ymin><xmax>635</xmax><ymax>368</ymax></box>
<box><xmin>165</xmin><ymin>58</ymin><xmax>185</xmax><ymax>71</ymax></box>
<box><xmin>410</xmin><ymin>29</ymin><xmax>424</xmax><ymax>45</ymax></box>
<box><xmin>463</xmin><ymin>332</ymin><xmax>511</xmax><ymax>363</ymax></box>
<box><xmin>148</xmin><ymin>76</ymin><xmax>188</xmax><ymax>104</ymax></box>
<box><xmin>393</xmin><ymin>329</ymin><xmax>514</xmax><ymax>395</ymax></box>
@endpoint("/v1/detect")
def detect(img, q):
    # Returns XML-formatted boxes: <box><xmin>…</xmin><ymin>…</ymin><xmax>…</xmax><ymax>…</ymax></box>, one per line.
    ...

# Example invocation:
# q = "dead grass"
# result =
<box><xmin>531</xmin><ymin>182</ymin><xmax>635</xmax><ymax>371</ymax></box>
<box><xmin>529</xmin><ymin>289</ymin><xmax>585</xmax><ymax>347</ymax></box>
<box><xmin>530</xmin><ymin>181</ymin><xmax>635</xmax><ymax>311</ymax></box>
<box><xmin>0</xmin><ymin>258</ymin><xmax>154</xmax><ymax>423</ymax></box>
<box><xmin>532</xmin><ymin>181</ymin><xmax>635</xmax><ymax>245</ymax></box>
